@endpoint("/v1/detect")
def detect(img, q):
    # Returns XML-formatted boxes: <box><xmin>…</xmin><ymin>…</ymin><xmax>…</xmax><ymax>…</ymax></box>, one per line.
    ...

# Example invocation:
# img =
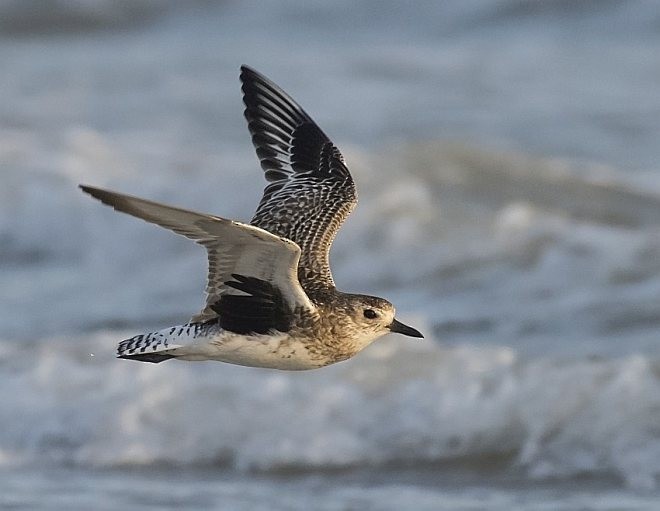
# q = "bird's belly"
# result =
<box><xmin>179</xmin><ymin>332</ymin><xmax>326</xmax><ymax>370</ymax></box>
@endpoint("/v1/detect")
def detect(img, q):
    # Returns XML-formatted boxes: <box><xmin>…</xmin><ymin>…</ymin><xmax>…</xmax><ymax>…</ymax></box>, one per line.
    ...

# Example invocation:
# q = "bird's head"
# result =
<box><xmin>343</xmin><ymin>294</ymin><xmax>424</xmax><ymax>343</ymax></box>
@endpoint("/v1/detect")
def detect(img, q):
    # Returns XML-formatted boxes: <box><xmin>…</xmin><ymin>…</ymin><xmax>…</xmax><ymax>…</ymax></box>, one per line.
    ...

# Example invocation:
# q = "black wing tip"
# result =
<box><xmin>79</xmin><ymin>183</ymin><xmax>95</xmax><ymax>194</ymax></box>
<box><xmin>79</xmin><ymin>184</ymin><xmax>111</xmax><ymax>203</ymax></box>
<box><xmin>240</xmin><ymin>65</ymin><xmax>273</xmax><ymax>87</ymax></box>
<box><xmin>239</xmin><ymin>65</ymin><xmax>266</xmax><ymax>93</ymax></box>
<box><xmin>239</xmin><ymin>65</ymin><xmax>300</xmax><ymax>112</ymax></box>
<box><xmin>79</xmin><ymin>183</ymin><xmax>110</xmax><ymax>197</ymax></box>
<box><xmin>240</xmin><ymin>64</ymin><xmax>258</xmax><ymax>79</ymax></box>
<box><xmin>79</xmin><ymin>184</ymin><xmax>126</xmax><ymax>210</ymax></box>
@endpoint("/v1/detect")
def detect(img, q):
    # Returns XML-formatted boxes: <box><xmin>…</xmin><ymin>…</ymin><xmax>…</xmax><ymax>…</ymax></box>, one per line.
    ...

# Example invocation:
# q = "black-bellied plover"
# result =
<box><xmin>80</xmin><ymin>66</ymin><xmax>423</xmax><ymax>370</ymax></box>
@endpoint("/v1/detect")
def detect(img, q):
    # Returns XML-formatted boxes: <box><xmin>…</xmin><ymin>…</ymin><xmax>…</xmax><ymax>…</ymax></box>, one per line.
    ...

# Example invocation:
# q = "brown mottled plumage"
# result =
<box><xmin>80</xmin><ymin>66</ymin><xmax>422</xmax><ymax>370</ymax></box>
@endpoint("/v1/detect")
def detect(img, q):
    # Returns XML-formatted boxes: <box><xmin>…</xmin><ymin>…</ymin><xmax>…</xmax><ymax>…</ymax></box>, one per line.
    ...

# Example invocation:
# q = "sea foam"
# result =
<box><xmin>2</xmin><ymin>331</ymin><xmax>660</xmax><ymax>489</ymax></box>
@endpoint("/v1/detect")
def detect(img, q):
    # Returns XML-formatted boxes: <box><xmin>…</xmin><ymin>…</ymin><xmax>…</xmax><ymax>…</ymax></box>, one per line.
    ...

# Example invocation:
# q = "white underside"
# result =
<box><xmin>162</xmin><ymin>331</ymin><xmax>325</xmax><ymax>371</ymax></box>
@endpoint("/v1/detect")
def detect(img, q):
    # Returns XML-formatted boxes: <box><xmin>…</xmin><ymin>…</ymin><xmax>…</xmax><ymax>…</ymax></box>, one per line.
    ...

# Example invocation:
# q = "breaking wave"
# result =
<box><xmin>2</xmin><ymin>332</ymin><xmax>660</xmax><ymax>490</ymax></box>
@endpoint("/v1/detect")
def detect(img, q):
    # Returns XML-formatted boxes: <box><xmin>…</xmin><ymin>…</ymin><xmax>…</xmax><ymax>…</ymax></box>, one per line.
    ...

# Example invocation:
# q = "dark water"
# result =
<box><xmin>4</xmin><ymin>465</ymin><xmax>660</xmax><ymax>511</ymax></box>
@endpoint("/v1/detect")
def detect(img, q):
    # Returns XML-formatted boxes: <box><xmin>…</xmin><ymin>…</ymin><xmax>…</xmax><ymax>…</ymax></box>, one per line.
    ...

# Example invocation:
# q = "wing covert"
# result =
<box><xmin>79</xmin><ymin>185</ymin><xmax>315</xmax><ymax>323</ymax></box>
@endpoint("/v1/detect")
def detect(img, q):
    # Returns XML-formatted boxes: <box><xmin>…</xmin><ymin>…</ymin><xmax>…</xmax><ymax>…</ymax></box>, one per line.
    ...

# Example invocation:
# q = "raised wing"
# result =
<box><xmin>241</xmin><ymin>66</ymin><xmax>357</xmax><ymax>294</ymax></box>
<box><xmin>79</xmin><ymin>185</ymin><xmax>315</xmax><ymax>323</ymax></box>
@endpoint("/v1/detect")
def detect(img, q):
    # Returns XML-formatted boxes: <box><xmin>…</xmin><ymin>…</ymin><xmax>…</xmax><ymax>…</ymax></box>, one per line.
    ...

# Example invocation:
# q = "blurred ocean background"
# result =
<box><xmin>2</xmin><ymin>1</ymin><xmax>660</xmax><ymax>509</ymax></box>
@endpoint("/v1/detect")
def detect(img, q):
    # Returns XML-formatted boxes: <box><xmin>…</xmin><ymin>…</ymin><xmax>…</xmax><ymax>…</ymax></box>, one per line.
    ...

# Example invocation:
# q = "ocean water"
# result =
<box><xmin>2</xmin><ymin>1</ymin><xmax>660</xmax><ymax>509</ymax></box>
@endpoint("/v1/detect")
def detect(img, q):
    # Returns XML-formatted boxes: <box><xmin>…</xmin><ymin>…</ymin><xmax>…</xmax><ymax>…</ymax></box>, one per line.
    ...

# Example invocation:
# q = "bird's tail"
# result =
<box><xmin>117</xmin><ymin>327</ymin><xmax>190</xmax><ymax>363</ymax></box>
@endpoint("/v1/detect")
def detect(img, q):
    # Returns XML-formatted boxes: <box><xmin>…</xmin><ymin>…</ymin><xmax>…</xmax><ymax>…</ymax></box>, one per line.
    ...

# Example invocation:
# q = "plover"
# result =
<box><xmin>80</xmin><ymin>66</ymin><xmax>423</xmax><ymax>370</ymax></box>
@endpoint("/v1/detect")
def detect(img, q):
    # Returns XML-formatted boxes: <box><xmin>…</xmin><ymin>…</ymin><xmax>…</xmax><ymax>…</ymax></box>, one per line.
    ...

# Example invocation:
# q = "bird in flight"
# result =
<box><xmin>80</xmin><ymin>66</ymin><xmax>423</xmax><ymax>370</ymax></box>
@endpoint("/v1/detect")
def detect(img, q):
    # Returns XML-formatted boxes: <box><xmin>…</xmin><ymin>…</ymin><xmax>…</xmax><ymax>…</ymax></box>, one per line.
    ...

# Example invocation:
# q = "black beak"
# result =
<box><xmin>389</xmin><ymin>318</ymin><xmax>424</xmax><ymax>338</ymax></box>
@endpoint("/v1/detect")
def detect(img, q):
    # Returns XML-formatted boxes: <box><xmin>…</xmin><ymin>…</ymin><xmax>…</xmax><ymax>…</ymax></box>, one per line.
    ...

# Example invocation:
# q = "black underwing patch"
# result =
<box><xmin>210</xmin><ymin>274</ymin><xmax>293</xmax><ymax>335</ymax></box>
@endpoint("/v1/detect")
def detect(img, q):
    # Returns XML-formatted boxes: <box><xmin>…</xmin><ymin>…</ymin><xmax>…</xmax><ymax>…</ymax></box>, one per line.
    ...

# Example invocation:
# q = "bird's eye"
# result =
<box><xmin>363</xmin><ymin>309</ymin><xmax>378</xmax><ymax>319</ymax></box>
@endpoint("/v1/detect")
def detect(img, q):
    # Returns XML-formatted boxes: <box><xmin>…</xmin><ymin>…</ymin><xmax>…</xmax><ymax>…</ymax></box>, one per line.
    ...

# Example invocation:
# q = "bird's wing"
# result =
<box><xmin>80</xmin><ymin>185</ymin><xmax>315</xmax><ymax>323</ymax></box>
<box><xmin>241</xmin><ymin>66</ymin><xmax>358</xmax><ymax>293</ymax></box>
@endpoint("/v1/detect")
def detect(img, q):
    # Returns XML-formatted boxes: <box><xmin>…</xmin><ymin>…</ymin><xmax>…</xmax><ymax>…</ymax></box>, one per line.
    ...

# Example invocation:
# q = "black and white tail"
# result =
<box><xmin>117</xmin><ymin>324</ymin><xmax>206</xmax><ymax>363</ymax></box>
